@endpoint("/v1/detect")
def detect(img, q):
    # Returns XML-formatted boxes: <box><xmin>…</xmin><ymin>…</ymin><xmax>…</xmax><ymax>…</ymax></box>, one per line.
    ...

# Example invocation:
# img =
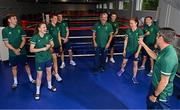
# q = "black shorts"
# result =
<box><xmin>52</xmin><ymin>47</ymin><xmax>61</xmax><ymax>54</ymax></box>
<box><xmin>142</xmin><ymin>45</ymin><xmax>155</xmax><ymax>57</ymax></box>
<box><xmin>35</xmin><ymin>59</ymin><xmax>53</xmax><ymax>71</ymax></box>
<box><xmin>9</xmin><ymin>54</ymin><xmax>28</xmax><ymax>67</ymax></box>
<box><xmin>62</xmin><ymin>40</ymin><xmax>72</xmax><ymax>51</ymax></box>
<box><xmin>124</xmin><ymin>52</ymin><xmax>139</xmax><ymax>61</ymax></box>
<box><xmin>109</xmin><ymin>38</ymin><xmax>115</xmax><ymax>49</ymax></box>
<box><xmin>141</xmin><ymin>48</ymin><xmax>148</xmax><ymax>57</ymax></box>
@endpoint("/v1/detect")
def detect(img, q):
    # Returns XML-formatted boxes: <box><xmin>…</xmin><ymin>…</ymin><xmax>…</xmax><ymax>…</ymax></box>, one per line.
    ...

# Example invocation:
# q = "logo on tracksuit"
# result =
<box><xmin>18</xmin><ymin>29</ymin><xmax>21</xmax><ymax>34</ymax></box>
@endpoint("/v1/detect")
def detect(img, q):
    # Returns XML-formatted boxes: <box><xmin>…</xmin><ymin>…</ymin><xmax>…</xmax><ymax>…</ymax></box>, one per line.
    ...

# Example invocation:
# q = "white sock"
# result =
<box><xmin>13</xmin><ymin>77</ymin><xmax>18</xmax><ymax>84</ymax></box>
<box><xmin>55</xmin><ymin>73</ymin><xmax>59</xmax><ymax>77</ymax></box>
<box><xmin>28</xmin><ymin>74</ymin><xmax>33</xmax><ymax>82</ymax></box>
<box><xmin>36</xmin><ymin>85</ymin><xmax>41</xmax><ymax>94</ymax></box>
<box><xmin>48</xmin><ymin>81</ymin><xmax>52</xmax><ymax>89</ymax></box>
<box><xmin>121</xmin><ymin>68</ymin><xmax>125</xmax><ymax>71</ymax></box>
<box><xmin>133</xmin><ymin>75</ymin><xmax>136</xmax><ymax>78</ymax></box>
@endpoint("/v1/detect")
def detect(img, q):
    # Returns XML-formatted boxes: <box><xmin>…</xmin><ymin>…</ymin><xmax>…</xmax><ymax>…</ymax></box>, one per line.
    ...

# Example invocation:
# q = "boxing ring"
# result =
<box><xmin>21</xmin><ymin>20</ymin><xmax>129</xmax><ymax>58</ymax></box>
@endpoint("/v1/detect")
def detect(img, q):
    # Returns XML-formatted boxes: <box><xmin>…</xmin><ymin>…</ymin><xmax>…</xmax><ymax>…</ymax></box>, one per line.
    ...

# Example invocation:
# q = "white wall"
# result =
<box><xmin>158</xmin><ymin>0</ymin><xmax>168</xmax><ymax>27</ymax></box>
<box><xmin>134</xmin><ymin>10</ymin><xmax>157</xmax><ymax>19</ymax></box>
<box><xmin>0</xmin><ymin>27</ymin><xmax>9</xmax><ymax>61</ymax></box>
<box><xmin>159</xmin><ymin>0</ymin><xmax>180</xmax><ymax>34</ymax></box>
<box><xmin>158</xmin><ymin>0</ymin><xmax>180</xmax><ymax>73</ymax></box>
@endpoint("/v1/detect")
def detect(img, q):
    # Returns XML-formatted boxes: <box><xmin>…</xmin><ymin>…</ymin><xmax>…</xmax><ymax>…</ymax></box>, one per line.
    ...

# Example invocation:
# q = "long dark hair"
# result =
<box><xmin>130</xmin><ymin>17</ymin><xmax>139</xmax><ymax>27</ymax></box>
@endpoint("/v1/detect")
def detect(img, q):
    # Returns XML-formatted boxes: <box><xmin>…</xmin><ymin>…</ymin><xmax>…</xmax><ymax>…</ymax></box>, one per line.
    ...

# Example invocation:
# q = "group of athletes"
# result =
<box><xmin>2</xmin><ymin>12</ymin><xmax>178</xmax><ymax>109</ymax></box>
<box><xmin>2</xmin><ymin>13</ymin><xmax>76</xmax><ymax>100</ymax></box>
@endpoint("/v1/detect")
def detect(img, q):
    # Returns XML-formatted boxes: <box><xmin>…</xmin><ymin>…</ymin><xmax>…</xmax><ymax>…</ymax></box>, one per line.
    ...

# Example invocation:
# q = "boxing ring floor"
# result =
<box><xmin>0</xmin><ymin>56</ymin><xmax>179</xmax><ymax>109</ymax></box>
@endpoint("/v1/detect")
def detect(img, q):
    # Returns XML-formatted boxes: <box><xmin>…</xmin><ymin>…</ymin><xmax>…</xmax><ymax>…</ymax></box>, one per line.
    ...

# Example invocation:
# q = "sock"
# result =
<box><xmin>28</xmin><ymin>74</ymin><xmax>33</xmax><ymax>82</ymax></box>
<box><xmin>55</xmin><ymin>73</ymin><xmax>59</xmax><ymax>78</ymax></box>
<box><xmin>36</xmin><ymin>85</ymin><xmax>41</xmax><ymax>94</ymax></box>
<box><xmin>121</xmin><ymin>68</ymin><xmax>125</xmax><ymax>71</ymax></box>
<box><xmin>13</xmin><ymin>77</ymin><xmax>18</xmax><ymax>84</ymax></box>
<box><xmin>48</xmin><ymin>81</ymin><xmax>52</xmax><ymax>89</ymax></box>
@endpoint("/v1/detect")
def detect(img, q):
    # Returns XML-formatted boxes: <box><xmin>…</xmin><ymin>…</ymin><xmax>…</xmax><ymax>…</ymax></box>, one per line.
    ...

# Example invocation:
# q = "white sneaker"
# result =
<box><xmin>52</xmin><ymin>71</ymin><xmax>63</xmax><ymax>81</ymax></box>
<box><xmin>110</xmin><ymin>58</ymin><xmax>115</xmax><ymax>63</ymax></box>
<box><xmin>70</xmin><ymin>60</ymin><xmax>76</xmax><ymax>66</ymax></box>
<box><xmin>54</xmin><ymin>73</ymin><xmax>63</xmax><ymax>82</ymax></box>
<box><xmin>60</xmin><ymin>62</ymin><xmax>65</xmax><ymax>68</ymax></box>
<box><xmin>105</xmin><ymin>57</ymin><xmax>108</xmax><ymax>63</ymax></box>
<box><xmin>138</xmin><ymin>66</ymin><xmax>145</xmax><ymax>70</ymax></box>
<box><xmin>132</xmin><ymin>77</ymin><xmax>139</xmax><ymax>84</ymax></box>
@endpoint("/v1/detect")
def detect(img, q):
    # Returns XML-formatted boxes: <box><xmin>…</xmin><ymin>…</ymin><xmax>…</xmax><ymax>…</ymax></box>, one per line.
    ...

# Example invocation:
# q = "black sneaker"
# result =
<box><xmin>100</xmin><ymin>67</ymin><xmax>105</xmax><ymax>72</ymax></box>
<box><xmin>34</xmin><ymin>94</ymin><xmax>40</xmax><ymax>100</ymax></box>
<box><xmin>177</xmin><ymin>95</ymin><xmax>180</xmax><ymax>99</ymax></box>
<box><xmin>12</xmin><ymin>84</ymin><xmax>17</xmax><ymax>90</ymax></box>
<box><xmin>93</xmin><ymin>68</ymin><xmax>99</xmax><ymax>73</ymax></box>
<box><xmin>132</xmin><ymin>77</ymin><xmax>139</xmax><ymax>84</ymax></box>
<box><xmin>48</xmin><ymin>86</ymin><xmax>57</xmax><ymax>92</ymax></box>
<box><xmin>147</xmin><ymin>70</ymin><xmax>153</xmax><ymax>77</ymax></box>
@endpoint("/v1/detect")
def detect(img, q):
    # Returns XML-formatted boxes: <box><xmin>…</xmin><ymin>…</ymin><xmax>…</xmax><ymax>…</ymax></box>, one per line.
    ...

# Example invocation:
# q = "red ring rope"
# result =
<box><xmin>21</xmin><ymin>20</ymin><xmax>130</xmax><ymax>31</ymax></box>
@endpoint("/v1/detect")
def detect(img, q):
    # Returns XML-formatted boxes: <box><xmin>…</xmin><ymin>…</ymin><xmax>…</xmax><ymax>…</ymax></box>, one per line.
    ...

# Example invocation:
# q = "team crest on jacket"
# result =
<box><xmin>18</xmin><ymin>29</ymin><xmax>21</xmax><ymax>34</ymax></box>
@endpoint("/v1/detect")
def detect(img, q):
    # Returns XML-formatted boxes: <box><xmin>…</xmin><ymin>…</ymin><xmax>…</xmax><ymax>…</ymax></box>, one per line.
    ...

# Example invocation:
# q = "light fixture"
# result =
<box><xmin>61</xmin><ymin>0</ymin><xmax>68</xmax><ymax>2</ymax></box>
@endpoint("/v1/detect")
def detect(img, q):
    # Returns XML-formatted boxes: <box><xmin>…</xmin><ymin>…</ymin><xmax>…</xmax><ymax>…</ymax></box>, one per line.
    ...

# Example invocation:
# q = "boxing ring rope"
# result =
<box><xmin>20</xmin><ymin>20</ymin><xmax>180</xmax><ymax>78</ymax></box>
<box><xmin>21</xmin><ymin>20</ymin><xmax>179</xmax><ymax>57</ymax></box>
<box><xmin>68</xmin><ymin>19</ymin><xmax>129</xmax><ymax>24</ymax></box>
<box><xmin>22</xmin><ymin>20</ymin><xmax>126</xmax><ymax>57</ymax></box>
<box><xmin>24</xmin><ymin>25</ymin><xmax>127</xmax><ymax>57</ymax></box>
<box><xmin>22</xmin><ymin>21</ymin><xmax>127</xmax><ymax>57</ymax></box>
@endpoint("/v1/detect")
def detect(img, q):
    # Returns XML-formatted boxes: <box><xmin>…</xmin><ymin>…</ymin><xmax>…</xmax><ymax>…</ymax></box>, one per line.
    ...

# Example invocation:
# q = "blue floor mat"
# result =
<box><xmin>0</xmin><ymin>56</ymin><xmax>179</xmax><ymax>109</ymax></box>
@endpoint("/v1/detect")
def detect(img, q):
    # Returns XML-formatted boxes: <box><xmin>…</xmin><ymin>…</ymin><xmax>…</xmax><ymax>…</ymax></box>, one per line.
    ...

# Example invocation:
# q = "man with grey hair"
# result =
<box><xmin>139</xmin><ymin>27</ymin><xmax>178</xmax><ymax>109</ymax></box>
<box><xmin>92</xmin><ymin>12</ymin><xmax>113</xmax><ymax>73</ymax></box>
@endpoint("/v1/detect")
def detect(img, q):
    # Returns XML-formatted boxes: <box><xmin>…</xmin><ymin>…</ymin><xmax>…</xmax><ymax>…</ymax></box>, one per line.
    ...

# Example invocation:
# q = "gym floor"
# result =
<box><xmin>0</xmin><ymin>56</ymin><xmax>180</xmax><ymax>109</ymax></box>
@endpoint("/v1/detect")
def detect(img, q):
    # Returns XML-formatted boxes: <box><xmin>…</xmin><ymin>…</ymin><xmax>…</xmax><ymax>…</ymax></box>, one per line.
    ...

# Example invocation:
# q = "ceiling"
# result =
<box><xmin>16</xmin><ymin>0</ymin><xmax>111</xmax><ymax>4</ymax></box>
